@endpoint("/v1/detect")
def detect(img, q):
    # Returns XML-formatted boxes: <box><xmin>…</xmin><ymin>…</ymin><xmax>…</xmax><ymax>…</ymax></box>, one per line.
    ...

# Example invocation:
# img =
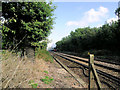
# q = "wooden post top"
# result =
<box><xmin>90</xmin><ymin>54</ymin><xmax>94</xmax><ymax>64</ymax></box>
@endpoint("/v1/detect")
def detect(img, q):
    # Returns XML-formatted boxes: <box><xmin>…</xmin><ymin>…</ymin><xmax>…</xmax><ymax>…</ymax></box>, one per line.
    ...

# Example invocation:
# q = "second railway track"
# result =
<box><xmin>51</xmin><ymin>51</ymin><xmax>120</xmax><ymax>89</ymax></box>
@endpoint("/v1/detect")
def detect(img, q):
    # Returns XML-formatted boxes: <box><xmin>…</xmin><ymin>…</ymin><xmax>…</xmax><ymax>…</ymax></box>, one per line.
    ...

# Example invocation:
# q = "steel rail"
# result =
<box><xmin>53</xmin><ymin>52</ymin><xmax>120</xmax><ymax>85</ymax></box>
<box><xmin>55</xmin><ymin>52</ymin><xmax>120</xmax><ymax>72</ymax></box>
<box><xmin>60</xmin><ymin>51</ymin><xmax>120</xmax><ymax>65</ymax></box>
<box><xmin>94</xmin><ymin>58</ymin><xmax>120</xmax><ymax>65</ymax></box>
<box><xmin>51</xmin><ymin>54</ymin><xmax>87</xmax><ymax>87</ymax></box>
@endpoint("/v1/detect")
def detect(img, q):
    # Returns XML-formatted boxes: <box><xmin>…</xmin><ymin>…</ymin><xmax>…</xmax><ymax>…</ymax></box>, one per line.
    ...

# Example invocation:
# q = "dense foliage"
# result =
<box><xmin>56</xmin><ymin>21</ymin><xmax>120</xmax><ymax>55</ymax></box>
<box><xmin>2</xmin><ymin>2</ymin><xmax>56</xmax><ymax>52</ymax></box>
<box><xmin>115</xmin><ymin>7</ymin><xmax>120</xmax><ymax>17</ymax></box>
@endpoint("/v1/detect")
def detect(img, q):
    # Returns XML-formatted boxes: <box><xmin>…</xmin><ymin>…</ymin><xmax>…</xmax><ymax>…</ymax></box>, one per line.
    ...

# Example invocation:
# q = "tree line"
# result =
<box><xmin>56</xmin><ymin>8</ymin><xmax>120</xmax><ymax>55</ymax></box>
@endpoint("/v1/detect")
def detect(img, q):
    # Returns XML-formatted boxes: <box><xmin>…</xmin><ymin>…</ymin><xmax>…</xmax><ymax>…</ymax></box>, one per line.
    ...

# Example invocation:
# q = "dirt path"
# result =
<box><xmin>37</xmin><ymin>58</ymin><xmax>83</xmax><ymax>88</ymax></box>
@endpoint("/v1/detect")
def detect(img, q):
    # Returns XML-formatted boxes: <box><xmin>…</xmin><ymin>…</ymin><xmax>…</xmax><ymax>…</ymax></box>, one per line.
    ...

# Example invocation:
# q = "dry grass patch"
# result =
<box><xmin>1</xmin><ymin>50</ymin><xmax>49</xmax><ymax>88</ymax></box>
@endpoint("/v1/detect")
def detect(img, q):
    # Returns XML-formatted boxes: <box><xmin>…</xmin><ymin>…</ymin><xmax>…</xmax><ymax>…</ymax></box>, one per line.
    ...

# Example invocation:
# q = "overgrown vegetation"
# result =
<box><xmin>35</xmin><ymin>48</ymin><xmax>53</xmax><ymax>63</ymax></box>
<box><xmin>1</xmin><ymin>49</ymin><xmax>51</xmax><ymax>88</ymax></box>
<box><xmin>1</xmin><ymin>50</ymin><xmax>31</xmax><ymax>88</ymax></box>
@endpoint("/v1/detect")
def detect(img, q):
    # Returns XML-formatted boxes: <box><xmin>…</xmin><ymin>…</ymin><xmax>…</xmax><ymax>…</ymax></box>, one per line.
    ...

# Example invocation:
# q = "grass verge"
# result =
<box><xmin>35</xmin><ymin>48</ymin><xmax>53</xmax><ymax>63</ymax></box>
<box><xmin>1</xmin><ymin>50</ymin><xmax>49</xmax><ymax>88</ymax></box>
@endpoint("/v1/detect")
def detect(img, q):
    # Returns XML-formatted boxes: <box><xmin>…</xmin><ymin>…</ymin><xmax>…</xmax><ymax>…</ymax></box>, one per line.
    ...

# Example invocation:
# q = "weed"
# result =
<box><xmin>40</xmin><ymin>76</ymin><xmax>54</xmax><ymax>84</ymax></box>
<box><xmin>31</xmin><ymin>83</ymin><xmax>38</xmax><ymax>88</ymax></box>
<box><xmin>28</xmin><ymin>80</ymin><xmax>38</xmax><ymax>88</ymax></box>
<box><xmin>28</xmin><ymin>80</ymin><xmax>34</xmax><ymax>84</ymax></box>
<box><xmin>44</xmin><ymin>71</ymin><xmax>48</xmax><ymax>74</ymax></box>
<box><xmin>2</xmin><ymin>50</ymin><xmax>6</xmax><ymax>54</ymax></box>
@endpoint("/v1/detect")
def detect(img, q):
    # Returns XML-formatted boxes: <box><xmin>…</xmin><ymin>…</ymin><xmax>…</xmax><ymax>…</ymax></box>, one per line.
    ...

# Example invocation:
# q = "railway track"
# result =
<box><xmin>51</xmin><ymin>52</ymin><xmax>120</xmax><ymax>89</ymax></box>
<box><xmin>62</xmin><ymin>52</ymin><xmax>120</xmax><ymax>65</ymax></box>
<box><xmin>55</xmin><ymin>52</ymin><xmax>120</xmax><ymax>71</ymax></box>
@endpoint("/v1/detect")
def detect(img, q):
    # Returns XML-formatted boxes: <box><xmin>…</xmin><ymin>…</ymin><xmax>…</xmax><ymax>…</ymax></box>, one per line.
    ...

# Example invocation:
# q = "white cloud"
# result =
<box><xmin>85</xmin><ymin>6</ymin><xmax>108</xmax><ymax>23</ymax></box>
<box><xmin>66</xmin><ymin>6</ymin><xmax>109</xmax><ymax>27</ymax></box>
<box><xmin>66</xmin><ymin>21</ymin><xmax>87</xmax><ymax>27</ymax></box>
<box><xmin>96</xmin><ymin>24</ymin><xmax>103</xmax><ymax>28</ymax></box>
<box><xmin>107</xmin><ymin>16</ymin><xmax>118</xmax><ymax>24</ymax></box>
<box><xmin>67</xmin><ymin>21</ymin><xmax>79</xmax><ymax>26</ymax></box>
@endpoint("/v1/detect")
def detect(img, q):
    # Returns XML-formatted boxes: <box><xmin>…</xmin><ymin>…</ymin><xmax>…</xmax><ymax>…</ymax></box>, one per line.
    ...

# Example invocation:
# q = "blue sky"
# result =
<box><xmin>47</xmin><ymin>2</ymin><xmax>119</xmax><ymax>49</ymax></box>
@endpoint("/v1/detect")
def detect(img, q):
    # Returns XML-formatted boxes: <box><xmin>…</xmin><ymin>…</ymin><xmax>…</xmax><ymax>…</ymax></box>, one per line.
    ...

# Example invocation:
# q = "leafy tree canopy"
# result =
<box><xmin>56</xmin><ymin>21</ymin><xmax>120</xmax><ymax>53</ymax></box>
<box><xmin>115</xmin><ymin>7</ymin><xmax>120</xmax><ymax>16</ymax></box>
<box><xmin>2</xmin><ymin>2</ymin><xmax>56</xmax><ymax>51</ymax></box>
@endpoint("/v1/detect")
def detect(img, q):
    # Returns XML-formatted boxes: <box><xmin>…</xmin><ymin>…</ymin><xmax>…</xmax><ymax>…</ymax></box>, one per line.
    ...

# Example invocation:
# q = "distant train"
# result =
<box><xmin>49</xmin><ymin>48</ymin><xmax>57</xmax><ymax>52</ymax></box>
<box><xmin>54</xmin><ymin>49</ymin><xmax>57</xmax><ymax>52</ymax></box>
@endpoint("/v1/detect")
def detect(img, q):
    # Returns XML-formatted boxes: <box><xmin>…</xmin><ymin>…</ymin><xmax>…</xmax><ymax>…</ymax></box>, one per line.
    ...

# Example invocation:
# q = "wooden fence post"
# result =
<box><xmin>91</xmin><ymin>64</ymin><xmax>102</xmax><ymax>89</ymax></box>
<box><xmin>89</xmin><ymin>54</ymin><xmax>102</xmax><ymax>90</ymax></box>
<box><xmin>89</xmin><ymin>54</ymin><xmax>94</xmax><ymax>89</ymax></box>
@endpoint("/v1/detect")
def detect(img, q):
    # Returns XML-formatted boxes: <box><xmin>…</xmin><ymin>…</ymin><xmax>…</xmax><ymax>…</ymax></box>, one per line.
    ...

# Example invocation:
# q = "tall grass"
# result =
<box><xmin>35</xmin><ymin>48</ymin><xmax>53</xmax><ymax>63</ymax></box>
<box><xmin>1</xmin><ymin>49</ymin><xmax>47</xmax><ymax>88</ymax></box>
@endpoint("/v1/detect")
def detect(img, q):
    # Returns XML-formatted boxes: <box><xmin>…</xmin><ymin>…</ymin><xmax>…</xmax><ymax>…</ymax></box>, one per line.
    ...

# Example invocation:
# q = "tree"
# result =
<box><xmin>2</xmin><ymin>2</ymin><xmax>56</xmax><ymax>54</ymax></box>
<box><xmin>56</xmin><ymin>21</ymin><xmax>119</xmax><ymax>53</ymax></box>
<box><xmin>115</xmin><ymin>7</ymin><xmax>120</xmax><ymax>17</ymax></box>
<box><xmin>115</xmin><ymin>7</ymin><xmax>120</xmax><ymax>24</ymax></box>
